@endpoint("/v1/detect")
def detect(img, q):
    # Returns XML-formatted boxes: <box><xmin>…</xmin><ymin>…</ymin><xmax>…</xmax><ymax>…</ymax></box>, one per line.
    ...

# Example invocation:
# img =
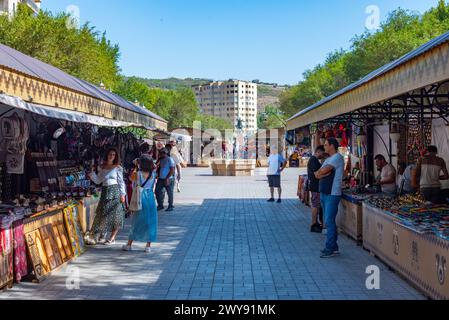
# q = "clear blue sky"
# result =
<box><xmin>43</xmin><ymin>0</ymin><xmax>439</xmax><ymax>85</ymax></box>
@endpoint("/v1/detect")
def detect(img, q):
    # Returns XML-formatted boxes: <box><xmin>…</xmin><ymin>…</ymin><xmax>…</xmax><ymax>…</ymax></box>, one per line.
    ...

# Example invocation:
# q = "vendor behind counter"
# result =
<box><xmin>415</xmin><ymin>145</ymin><xmax>449</xmax><ymax>204</ymax></box>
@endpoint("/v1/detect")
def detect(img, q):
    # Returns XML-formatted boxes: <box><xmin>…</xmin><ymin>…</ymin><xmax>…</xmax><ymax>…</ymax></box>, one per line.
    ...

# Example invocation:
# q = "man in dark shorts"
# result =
<box><xmin>267</xmin><ymin>145</ymin><xmax>287</xmax><ymax>203</ymax></box>
<box><xmin>308</xmin><ymin>145</ymin><xmax>325</xmax><ymax>233</ymax></box>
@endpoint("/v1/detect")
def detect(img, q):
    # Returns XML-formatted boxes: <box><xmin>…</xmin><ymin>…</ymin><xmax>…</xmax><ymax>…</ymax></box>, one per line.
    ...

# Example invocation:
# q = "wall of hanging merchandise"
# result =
<box><xmin>407</xmin><ymin>116</ymin><xmax>432</xmax><ymax>163</ymax></box>
<box><xmin>0</xmin><ymin>104</ymin><xmax>152</xmax><ymax>289</ymax></box>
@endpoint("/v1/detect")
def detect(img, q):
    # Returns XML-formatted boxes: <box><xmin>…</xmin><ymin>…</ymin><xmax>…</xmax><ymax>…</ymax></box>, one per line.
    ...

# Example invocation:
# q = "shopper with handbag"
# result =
<box><xmin>122</xmin><ymin>155</ymin><xmax>158</xmax><ymax>253</ymax></box>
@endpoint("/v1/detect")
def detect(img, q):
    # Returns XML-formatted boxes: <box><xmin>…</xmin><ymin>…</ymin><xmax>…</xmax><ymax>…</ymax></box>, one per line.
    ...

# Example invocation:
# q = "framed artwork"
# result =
<box><xmin>38</xmin><ymin>225</ymin><xmax>58</xmax><ymax>270</ymax></box>
<box><xmin>56</xmin><ymin>220</ymin><xmax>73</xmax><ymax>259</ymax></box>
<box><xmin>25</xmin><ymin>230</ymin><xmax>50</xmax><ymax>281</ymax></box>
<box><xmin>63</xmin><ymin>206</ymin><xmax>81</xmax><ymax>256</ymax></box>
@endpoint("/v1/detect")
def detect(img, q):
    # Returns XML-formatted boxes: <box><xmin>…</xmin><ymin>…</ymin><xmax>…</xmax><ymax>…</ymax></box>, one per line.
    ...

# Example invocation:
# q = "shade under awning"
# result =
<box><xmin>0</xmin><ymin>93</ymin><xmax>140</xmax><ymax>128</ymax></box>
<box><xmin>286</xmin><ymin>31</ymin><xmax>449</xmax><ymax>130</ymax></box>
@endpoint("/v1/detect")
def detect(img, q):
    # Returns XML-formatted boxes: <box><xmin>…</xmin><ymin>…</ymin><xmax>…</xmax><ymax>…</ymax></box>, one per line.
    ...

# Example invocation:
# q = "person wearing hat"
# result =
<box><xmin>155</xmin><ymin>148</ymin><xmax>176</xmax><ymax>212</ymax></box>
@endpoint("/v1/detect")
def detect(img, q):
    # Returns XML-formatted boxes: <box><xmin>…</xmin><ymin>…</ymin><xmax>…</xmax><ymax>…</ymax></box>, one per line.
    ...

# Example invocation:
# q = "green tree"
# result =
<box><xmin>280</xmin><ymin>1</ymin><xmax>449</xmax><ymax>119</ymax></box>
<box><xmin>195</xmin><ymin>114</ymin><xmax>233</xmax><ymax>131</ymax></box>
<box><xmin>0</xmin><ymin>4</ymin><xmax>121</xmax><ymax>89</ymax></box>
<box><xmin>258</xmin><ymin>105</ymin><xmax>286</xmax><ymax>129</ymax></box>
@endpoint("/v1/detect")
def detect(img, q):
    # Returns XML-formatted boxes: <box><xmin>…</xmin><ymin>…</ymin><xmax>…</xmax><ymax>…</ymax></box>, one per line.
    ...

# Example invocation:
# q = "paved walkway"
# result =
<box><xmin>1</xmin><ymin>168</ymin><xmax>425</xmax><ymax>300</ymax></box>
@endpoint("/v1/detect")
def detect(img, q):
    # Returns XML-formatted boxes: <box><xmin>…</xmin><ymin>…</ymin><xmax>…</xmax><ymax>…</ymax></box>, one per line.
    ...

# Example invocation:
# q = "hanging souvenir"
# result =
<box><xmin>6</xmin><ymin>154</ymin><xmax>25</xmax><ymax>174</ymax></box>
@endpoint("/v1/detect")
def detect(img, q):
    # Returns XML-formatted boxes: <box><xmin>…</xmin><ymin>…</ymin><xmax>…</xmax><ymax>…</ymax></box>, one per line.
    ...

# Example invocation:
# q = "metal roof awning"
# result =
<box><xmin>286</xmin><ymin>31</ymin><xmax>449</xmax><ymax>130</ymax></box>
<box><xmin>0</xmin><ymin>93</ymin><xmax>141</xmax><ymax>128</ymax></box>
<box><xmin>0</xmin><ymin>44</ymin><xmax>167</xmax><ymax>130</ymax></box>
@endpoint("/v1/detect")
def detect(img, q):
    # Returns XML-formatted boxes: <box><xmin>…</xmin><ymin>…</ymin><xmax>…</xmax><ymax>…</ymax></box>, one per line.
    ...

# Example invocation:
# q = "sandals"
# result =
<box><xmin>104</xmin><ymin>239</ymin><xmax>116</xmax><ymax>245</ymax></box>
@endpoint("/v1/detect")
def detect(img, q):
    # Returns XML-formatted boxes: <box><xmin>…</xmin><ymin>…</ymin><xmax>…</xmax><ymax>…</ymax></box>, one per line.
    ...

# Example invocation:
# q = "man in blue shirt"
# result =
<box><xmin>156</xmin><ymin>148</ymin><xmax>176</xmax><ymax>212</ymax></box>
<box><xmin>314</xmin><ymin>138</ymin><xmax>344</xmax><ymax>258</ymax></box>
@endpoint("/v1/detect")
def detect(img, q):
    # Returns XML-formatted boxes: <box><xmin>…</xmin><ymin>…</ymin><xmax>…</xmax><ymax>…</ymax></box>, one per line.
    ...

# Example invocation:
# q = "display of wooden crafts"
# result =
<box><xmin>25</xmin><ymin>230</ymin><xmax>50</xmax><ymax>281</ymax></box>
<box><xmin>63</xmin><ymin>206</ymin><xmax>84</xmax><ymax>256</ymax></box>
<box><xmin>56</xmin><ymin>220</ymin><xmax>73</xmax><ymax>259</ymax></box>
<box><xmin>38</xmin><ymin>225</ymin><xmax>58</xmax><ymax>270</ymax></box>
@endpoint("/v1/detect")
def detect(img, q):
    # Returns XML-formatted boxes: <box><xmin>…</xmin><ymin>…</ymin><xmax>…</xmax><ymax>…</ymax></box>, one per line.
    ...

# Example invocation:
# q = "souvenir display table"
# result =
<box><xmin>336</xmin><ymin>190</ymin><xmax>375</xmax><ymax>243</ymax></box>
<box><xmin>363</xmin><ymin>195</ymin><xmax>449</xmax><ymax>300</ymax></box>
<box><xmin>22</xmin><ymin>202</ymin><xmax>85</xmax><ymax>282</ymax></box>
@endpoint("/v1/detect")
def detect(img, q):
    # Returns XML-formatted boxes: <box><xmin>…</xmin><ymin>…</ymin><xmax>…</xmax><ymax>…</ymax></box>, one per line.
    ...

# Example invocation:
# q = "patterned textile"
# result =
<box><xmin>0</xmin><ymin>227</ymin><xmax>13</xmax><ymax>288</ymax></box>
<box><xmin>12</xmin><ymin>220</ymin><xmax>27</xmax><ymax>282</ymax></box>
<box><xmin>91</xmin><ymin>185</ymin><xmax>125</xmax><ymax>236</ymax></box>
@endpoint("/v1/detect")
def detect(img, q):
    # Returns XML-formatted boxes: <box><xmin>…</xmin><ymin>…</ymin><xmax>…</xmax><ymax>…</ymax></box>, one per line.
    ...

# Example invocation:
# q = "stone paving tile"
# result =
<box><xmin>0</xmin><ymin>168</ymin><xmax>426</xmax><ymax>300</ymax></box>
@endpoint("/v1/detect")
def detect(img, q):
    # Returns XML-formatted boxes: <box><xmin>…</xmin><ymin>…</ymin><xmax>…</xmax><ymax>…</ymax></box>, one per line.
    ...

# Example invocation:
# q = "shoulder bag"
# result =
<box><xmin>128</xmin><ymin>172</ymin><xmax>151</xmax><ymax>212</ymax></box>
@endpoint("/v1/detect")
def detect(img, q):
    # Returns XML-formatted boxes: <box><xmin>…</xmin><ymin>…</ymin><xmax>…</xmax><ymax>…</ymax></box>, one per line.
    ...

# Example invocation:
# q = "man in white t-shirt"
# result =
<box><xmin>374</xmin><ymin>154</ymin><xmax>397</xmax><ymax>195</ymax></box>
<box><xmin>267</xmin><ymin>146</ymin><xmax>287</xmax><ymax>203</ymax></box>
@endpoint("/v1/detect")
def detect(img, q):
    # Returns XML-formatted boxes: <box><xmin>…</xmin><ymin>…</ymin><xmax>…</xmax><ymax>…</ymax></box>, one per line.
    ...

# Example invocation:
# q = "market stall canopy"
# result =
<box><xmin>0</xmin><ymin>44</ymin><xmax>167</xmax><ymax>130</ymax></box>
<box><xmin>170</xmin><ymin>132</ymin><xmax>192</xmax><ymax>142</ymax></box>
<box><xmin>286</xmin><ymin>31</ymin><xmax>449</xmax><ymax>130</ymax></box>
<box><xmin>0</xmin><ymin>93</ymin><xmax>137</xmax><ymax>127</ymax></box>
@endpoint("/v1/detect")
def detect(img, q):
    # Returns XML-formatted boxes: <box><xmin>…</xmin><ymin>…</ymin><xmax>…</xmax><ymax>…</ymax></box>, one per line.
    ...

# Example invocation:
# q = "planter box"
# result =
<box><xmin>363</xmin><ymin>202</ymin><xmax>449</xmax><ymax>300</ymax></box>
<box><xmin>211</xmin><ymin>160</ymin><xmax>256</xmax><ymax>176</ymax></box>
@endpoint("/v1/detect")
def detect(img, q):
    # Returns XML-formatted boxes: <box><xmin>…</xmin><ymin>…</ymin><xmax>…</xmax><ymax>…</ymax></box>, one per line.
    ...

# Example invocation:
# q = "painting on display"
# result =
<box><xmin>63</xmin><ymin>206</ymin><xmax>85</xmax><ymax>256</ymax></box>
<box><xmin>25</xmin><ymin>230</ymin><xmax>51</xmax><ymax>281</ymax></box>
<box><xmin>56</xmin><ymin>220</ymin><xmax>73</xmax><ymax>259</ymax></box>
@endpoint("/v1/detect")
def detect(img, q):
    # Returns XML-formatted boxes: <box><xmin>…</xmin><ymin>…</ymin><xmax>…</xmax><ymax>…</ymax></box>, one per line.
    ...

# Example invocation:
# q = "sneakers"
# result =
<box><xmin>144</xmin><ymin>246</ymin><xmax>151</xmax><ymax>253</ymax></box>
<box><xmin>320</xmin><ymin>250</ymin><xmax>337</xmax><ymax>258</ymax></box>
<box><xmin>157</xmin><ymin>206</ymin><xmax>165</xmax><ymax>211</ymax></box>
<box><xmin>310</xmin><ymin>223</ymin><xmax>323</xmax><ymax>233</ymax></box>
<box><xmin>320</xmin><ymin>249</ymin><xmax>340</xmax><ymax>257</ymax></box>
<box><xmin>122</xmin><ymin>245</ymin><xmax>132</xmax><ymax>251</ymax></box>
<box><xmin>166</xmin><ymin>206</ymin><xmax>174</xmax><ymax>212</ymax></box>
<box><xmin>267</xmin><ymin>198</ymin><xmax>275</xmax><ymax>202</ymax></box>
<box><xmin>277</xmin><ymin>199</ymin><xmax>282</xmax><ymax>203</ymax></box>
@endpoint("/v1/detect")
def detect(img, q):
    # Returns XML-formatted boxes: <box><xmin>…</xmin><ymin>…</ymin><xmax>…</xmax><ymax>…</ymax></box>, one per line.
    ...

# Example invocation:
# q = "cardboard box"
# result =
<box><xmin>363</xmin><ymin>203</ymin><xmax>449</xmax><ymax>300</ymax></box>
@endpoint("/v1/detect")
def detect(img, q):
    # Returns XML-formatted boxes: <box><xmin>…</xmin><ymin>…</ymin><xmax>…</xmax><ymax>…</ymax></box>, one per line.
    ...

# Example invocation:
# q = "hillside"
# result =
<box><xmin>129</xmin><ymin>77</ymin><xmax>287</xmax><ymax>112</ymax></box>
<box><xmin>129</xmin><ymin>77</ymin><xmax>212</xmax><ymax>90</ymax></box>
<box><xmin>257</xmin><ymin>84</ymin><xmax>288</xmax><ymax>111</ymax></box>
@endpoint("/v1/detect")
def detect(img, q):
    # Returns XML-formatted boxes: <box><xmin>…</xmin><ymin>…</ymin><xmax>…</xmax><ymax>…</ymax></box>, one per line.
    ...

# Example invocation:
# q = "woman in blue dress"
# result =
<box><xmin>122</xmin><ymin>155</ymin><xmax>158</xmax><ymax>253</ymax></box>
